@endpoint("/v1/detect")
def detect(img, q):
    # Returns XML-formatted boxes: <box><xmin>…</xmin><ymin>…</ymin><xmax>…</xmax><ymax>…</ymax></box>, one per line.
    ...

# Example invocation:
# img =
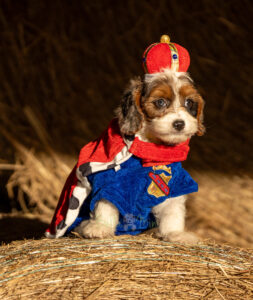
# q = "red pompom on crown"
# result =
<box><xmin>142</xmin><ymin>35</ymin><xmax>190</xmax><ymax>74</ymax></box>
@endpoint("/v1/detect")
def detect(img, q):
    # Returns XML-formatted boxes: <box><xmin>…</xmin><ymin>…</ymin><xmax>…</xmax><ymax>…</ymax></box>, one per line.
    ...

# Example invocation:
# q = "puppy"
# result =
<box><xmin>75</xmin><ymin>67</ymin><xmax>204</xmax><ymax>244</ymax></box>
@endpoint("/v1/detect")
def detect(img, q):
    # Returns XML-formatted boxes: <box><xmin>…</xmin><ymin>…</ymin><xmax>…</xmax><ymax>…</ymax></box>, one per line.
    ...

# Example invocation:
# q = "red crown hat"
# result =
<box><xmin>142</xmin><ymin>35</ymin><xmax>190</xmax><ymax>74</ymax></box>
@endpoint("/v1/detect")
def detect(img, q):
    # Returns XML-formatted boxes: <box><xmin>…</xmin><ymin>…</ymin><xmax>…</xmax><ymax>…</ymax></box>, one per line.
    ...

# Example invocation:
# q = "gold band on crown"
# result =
<box><xmin>160</xmin><ymin>35</ymin><xmax>179</xmax><ymax>72</ymax></box>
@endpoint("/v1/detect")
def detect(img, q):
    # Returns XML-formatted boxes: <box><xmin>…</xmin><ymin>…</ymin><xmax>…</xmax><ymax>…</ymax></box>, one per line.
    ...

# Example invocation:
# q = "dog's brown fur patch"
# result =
<box><xmin>142</xmin><ymin>84</ymin><xmax>174</xmax><ymax>119</ymax></box>
<box><xmin>179</xmin><ymin>85</ymin><xmax>197</xmax><ymax>100</ymax></box>
<box><xmin>179</xmin><ymin>85</ymin><xmax>205</xmax><ymax>135</ymax></box>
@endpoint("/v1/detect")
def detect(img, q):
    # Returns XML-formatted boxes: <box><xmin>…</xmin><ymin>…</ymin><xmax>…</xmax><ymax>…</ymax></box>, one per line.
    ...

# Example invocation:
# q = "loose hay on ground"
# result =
<box><xmin>187</xmin><ymin>172</ymin><xmax>253</xmax><ymax>248</ymax></box>
<box><xmin>0</xmin><ymin>236</ymin><xmax>252</xmax><ymax>299</ymax></box>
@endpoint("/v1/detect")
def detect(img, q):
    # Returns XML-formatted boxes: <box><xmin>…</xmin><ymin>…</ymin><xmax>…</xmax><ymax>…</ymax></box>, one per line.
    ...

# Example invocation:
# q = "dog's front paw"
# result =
<box><xmin>162</xmin><ymin>231</ymin><xmax>199</xmax><ymax>244</ymax></box>
<box><xmin>76</xmin><ymin>220</ymin><xmax>115</xmax><ymax>239</ymax></box>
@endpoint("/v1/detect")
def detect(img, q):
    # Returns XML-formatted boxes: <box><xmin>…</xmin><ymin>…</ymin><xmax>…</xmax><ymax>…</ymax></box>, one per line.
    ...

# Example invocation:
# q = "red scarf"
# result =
<box><xmin>78</xmin><ymin>118</ymin><xmax>189</xmax><ymax>167</ymax></box>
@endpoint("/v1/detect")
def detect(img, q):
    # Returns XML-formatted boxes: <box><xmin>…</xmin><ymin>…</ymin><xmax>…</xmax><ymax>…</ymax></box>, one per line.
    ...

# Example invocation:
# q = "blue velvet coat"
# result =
<box><xmin>68</xmin><ymin>155</ymin><xmax>198</xmax><ymax>235</ymax></box>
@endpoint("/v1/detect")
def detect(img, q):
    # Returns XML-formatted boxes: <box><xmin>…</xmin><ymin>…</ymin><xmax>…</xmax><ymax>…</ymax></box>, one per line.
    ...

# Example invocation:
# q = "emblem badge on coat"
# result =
<box><xmin>147</xmin><ymin>165</ymin><xmax>172</xmax><ymax>198</ymax></box>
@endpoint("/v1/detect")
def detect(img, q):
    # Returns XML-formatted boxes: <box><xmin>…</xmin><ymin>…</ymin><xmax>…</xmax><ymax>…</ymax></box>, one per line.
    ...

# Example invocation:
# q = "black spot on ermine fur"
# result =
<box><xmin>69</xmin><ymin>195</ymin><xmax>80</xmax><ymax>209</ymax></box>
<box><xmin>79</xmin><ymin>163</ymin><xmax>92</xmax><ymax>177</ymax></box>
<box><xmin>57</xmin><ymin>220</ymin><xmax>67</xmax><ymax>230</ymax></box>
<box><xmin>106</xmin><ymin>163</ymin><xmax>117</xmax><ymax>170</ymax></box>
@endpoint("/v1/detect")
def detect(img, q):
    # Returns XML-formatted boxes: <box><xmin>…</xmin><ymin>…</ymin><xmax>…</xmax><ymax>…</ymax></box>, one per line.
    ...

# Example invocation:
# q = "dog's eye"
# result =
<box><xmin>185</xmin><ymin>98</ymin><xmax>198</xmax><ymax>117</ymax></box>
<box><xmin>185</xmin><ymin>98</ymin><xmax>194</xmax><ymax>109</ymax></box>
<box><xmin>153</xmin><ymin>98</ymin><xmax>168</xmax><ymax>109</ymax></box>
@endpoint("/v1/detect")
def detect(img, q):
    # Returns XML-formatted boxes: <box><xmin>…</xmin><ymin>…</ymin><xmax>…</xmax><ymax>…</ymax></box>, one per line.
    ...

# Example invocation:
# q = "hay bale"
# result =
<box><xmin>0</xmin><ymin>236</ymin><xmax>252</xmax><ymax>299</ymax></box>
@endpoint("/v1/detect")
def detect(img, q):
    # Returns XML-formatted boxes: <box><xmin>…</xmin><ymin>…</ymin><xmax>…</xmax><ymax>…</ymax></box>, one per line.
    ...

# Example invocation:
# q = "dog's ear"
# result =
<box><xmin>116</xmin><ymin>78</ymin><xmax>144</xmax><ymax>136</ymax></box>
<box><xmin>196</xmin><ymin>96</ymin><xmax>205</xmax><ymax>136</ymax></box>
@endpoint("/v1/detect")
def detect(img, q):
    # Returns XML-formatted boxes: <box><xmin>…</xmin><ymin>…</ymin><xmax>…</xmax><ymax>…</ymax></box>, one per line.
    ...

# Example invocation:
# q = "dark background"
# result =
<box><xmin>0</xmin><ymin>0</ymin><xmax>252</xmax><ymax>246</ymax></box>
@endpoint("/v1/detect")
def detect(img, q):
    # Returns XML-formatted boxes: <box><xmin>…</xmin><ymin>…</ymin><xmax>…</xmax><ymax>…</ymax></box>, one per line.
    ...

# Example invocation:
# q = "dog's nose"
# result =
<box><xmin>172</xmin><ymin>120</ymin><xmax>185</xmax><ymax>131</ymax></box>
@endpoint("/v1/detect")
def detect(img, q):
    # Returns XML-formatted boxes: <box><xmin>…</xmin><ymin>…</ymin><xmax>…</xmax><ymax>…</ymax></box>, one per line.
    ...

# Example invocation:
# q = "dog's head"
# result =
<box><xmin>116</xmin><ymin>68</ymin><xmax>205</xmax><ymax>145</ymax></box>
